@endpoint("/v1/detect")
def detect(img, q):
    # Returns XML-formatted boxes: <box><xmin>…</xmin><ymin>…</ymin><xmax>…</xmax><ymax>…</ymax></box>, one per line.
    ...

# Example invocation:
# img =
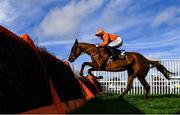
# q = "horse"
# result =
<box><xmin>68</xmin><ymin>39</ymin><xmax>174</xmax><ymax>98</ymax></box>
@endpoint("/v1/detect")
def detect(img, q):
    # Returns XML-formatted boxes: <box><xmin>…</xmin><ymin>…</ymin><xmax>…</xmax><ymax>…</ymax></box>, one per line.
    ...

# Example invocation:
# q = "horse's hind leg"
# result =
<box><xmin>138</xmin><ymin>77</ymin><xmax>150</xmax><ymax>99</ymax></box>
<box><xmin>119</xmin><ymin>75</ymin><xmax>135</xmax><ymax>98</ymax></box>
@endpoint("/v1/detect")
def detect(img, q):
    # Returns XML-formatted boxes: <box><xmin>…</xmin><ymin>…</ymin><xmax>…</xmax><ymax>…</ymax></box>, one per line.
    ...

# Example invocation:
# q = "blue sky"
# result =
<box><xmin>0</xmin><ymin>0</ymin><xmax>180</xmax><ymax>71</ymax></box>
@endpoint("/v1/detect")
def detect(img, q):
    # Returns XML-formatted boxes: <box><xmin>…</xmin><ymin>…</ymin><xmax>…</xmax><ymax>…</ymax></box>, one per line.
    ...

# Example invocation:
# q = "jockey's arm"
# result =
<box><xmin>98</xmin><ymin>34</ymin><xmax>109</xmax><ymax>47</ymax></box>
<box><xmin>99</xmin><ymin>42</ymin><xmax>107</xmax><ymax>47</ymax></box>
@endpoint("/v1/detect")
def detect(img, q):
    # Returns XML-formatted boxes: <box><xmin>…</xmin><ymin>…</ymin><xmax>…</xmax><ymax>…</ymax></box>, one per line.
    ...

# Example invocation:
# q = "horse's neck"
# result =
<box><xmin>78</xmin><ymin>43</ymin><xmax>95</xmax><ymax>55</ymax></box>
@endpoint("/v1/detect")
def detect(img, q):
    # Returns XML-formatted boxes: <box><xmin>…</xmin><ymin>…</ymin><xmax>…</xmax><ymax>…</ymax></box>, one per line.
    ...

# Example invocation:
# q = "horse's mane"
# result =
<box><xmin>78</xmin><ymin>42</ymin><xmax>96</xmax><ymax>47</ymax></box>
<box><xmin>78</xmin><ymin>42</ymin><xmax>108</xmax><ymax>55</ymax></box>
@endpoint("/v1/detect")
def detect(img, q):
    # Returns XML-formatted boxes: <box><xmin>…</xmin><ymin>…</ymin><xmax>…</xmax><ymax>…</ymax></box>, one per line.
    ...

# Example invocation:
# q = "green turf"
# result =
<box><xmin>71</xmin><ymin>94</ymin><xmax>180</xmax><ymax>114</ymax></box>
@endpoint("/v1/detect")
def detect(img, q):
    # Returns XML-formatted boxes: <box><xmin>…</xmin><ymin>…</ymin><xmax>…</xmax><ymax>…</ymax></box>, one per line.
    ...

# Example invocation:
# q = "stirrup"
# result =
<box><xmin>109</xmin><ymin>55</ymin><xmax>117</xmax><ymax>61</ymax></box>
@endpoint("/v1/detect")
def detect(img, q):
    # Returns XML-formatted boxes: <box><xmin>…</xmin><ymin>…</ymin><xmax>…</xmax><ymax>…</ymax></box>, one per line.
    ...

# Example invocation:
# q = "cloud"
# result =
<box><xmin>145</xmin><ymin>52</ymin><xmax>169</xmax><ymax>59</ymax></box>
<box><xmin>70</xmin><ymin>0</ymin><xmax>133</xmax><ymax>40</ymax></box>
<box><xmin>70</xmin><ymin>0</ymin><xmax>134</xmax><ymax>42</ymax></box>
<box><xmin>35</xmin><ymin>0</ymin><xmax>157</xmax><ymax>46</ymax></box>
<box><xmin>0</xmin><ymin>0</ymin><xmax>56</xmax><ymax>34</ymax></box>
<box><xmin>35</xmin><ymin>0</ymin><xmax>103</xmax><ymax>42</ymax></box>
<box><xmin>125</xmin><ymin>35</ymin><xmax>180</xmax><ymax>50</ymax></box>
<box><xmin>38</xmin><ymin>40</ymin><xmax>74</xmax><ymax>46</ymax></box>
<box><xmin>99</xmin><ymin>0</ymin><xmax>131</xmax><ymax>23</ymax></box>
<box><xmin>152</xmin><ymin>6</ymin><xmax>180</xmax><ymax>27</ymax></box>
<box><xmin>97</xmin><ymin>0</ymin><xmax>134</xmax><ymax>33</ymax></box>
<box><xmin>124</xmin><ymin>28</ymin><xmax>180</xmax><ymax>50</ymax></box>
<box><xmin>0</xmin><ymin>0</ymin><xmax>17</xmax><ymax>23</ymax></box>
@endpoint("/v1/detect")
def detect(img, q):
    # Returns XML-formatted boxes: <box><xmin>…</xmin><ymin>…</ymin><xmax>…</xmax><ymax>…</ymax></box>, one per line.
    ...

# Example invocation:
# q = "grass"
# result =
<box><xmin>71</xmin><ymin>94</ymin><xmax>180</xmax><ymax>114</ymax></box>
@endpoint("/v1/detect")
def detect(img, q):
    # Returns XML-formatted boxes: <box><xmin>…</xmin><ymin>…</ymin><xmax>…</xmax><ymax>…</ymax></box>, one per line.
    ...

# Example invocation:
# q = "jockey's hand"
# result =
<box><xmin>96</xmin><ymin>44</ymin><xmax>105</xmax><ymax>48</ymax></box>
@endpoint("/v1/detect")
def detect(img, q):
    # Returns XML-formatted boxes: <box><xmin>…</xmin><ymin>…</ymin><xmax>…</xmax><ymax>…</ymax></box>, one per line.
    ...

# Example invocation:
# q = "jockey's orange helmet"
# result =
<box><xmin>95</xmin><ymin>29</ymin><xmax>105</xmax><ymax>37</ymax></box>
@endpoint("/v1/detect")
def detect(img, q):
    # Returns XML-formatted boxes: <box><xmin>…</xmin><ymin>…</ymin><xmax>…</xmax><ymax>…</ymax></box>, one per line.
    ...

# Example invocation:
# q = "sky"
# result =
<box><xmin>0</xmin><ymin>0</ymin><xmax>180</xmax><ymax>71</ymax></box>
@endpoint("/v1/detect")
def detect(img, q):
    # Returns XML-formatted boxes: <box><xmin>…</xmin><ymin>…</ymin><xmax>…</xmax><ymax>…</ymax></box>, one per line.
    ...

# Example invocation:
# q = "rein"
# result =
<box><xmin>81</xmin><ymin>45</ymin><xmax>105</xmax><ymax>63</ymax></box>
<box><xmin>80</xmin><ymin>46</ymin><xmax>98</xmax><ymax>57</ymax></box>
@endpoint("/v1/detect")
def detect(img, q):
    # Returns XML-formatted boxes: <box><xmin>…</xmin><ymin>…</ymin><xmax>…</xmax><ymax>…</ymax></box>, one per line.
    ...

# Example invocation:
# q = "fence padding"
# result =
<box><xmin>78</xmin><ymin>78</ymin><xmax>95</xmax><ymax>100</ymax></box>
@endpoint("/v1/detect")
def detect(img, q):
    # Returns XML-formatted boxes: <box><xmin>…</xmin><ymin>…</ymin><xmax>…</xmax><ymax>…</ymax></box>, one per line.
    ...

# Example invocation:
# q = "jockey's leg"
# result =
<box><xmin>107</xmin><ymin>37</ymin><xmax>123</xmax><ymax>60</ymax></box>
<box><xmin>108</xmin><ymin>37</ymin><xmax>123</xmax><ymax>48</ymax></box>
<box><xmin>107</xmin><ymin>46</ymin><xmax>117</xmax><ymax>60</ymax></box>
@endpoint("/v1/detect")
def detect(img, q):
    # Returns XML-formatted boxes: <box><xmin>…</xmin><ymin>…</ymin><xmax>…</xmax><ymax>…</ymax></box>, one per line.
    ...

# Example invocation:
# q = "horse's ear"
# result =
<box><xmin>75</xmin><ymin>39</ymin><xmax>78</xmax><ymax>44</ymax></box>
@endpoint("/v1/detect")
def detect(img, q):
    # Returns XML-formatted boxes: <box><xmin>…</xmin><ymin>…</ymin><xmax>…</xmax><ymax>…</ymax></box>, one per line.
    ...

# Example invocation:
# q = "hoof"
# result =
<box><xmin>98</xmin><ymin>76</ymin><xmax>103</xmax><ymax>79</ymax></box>
<box><xmin>95</xmin><ymin>76</ymin><xmax>103</xmax><ymax>79</ymax></box>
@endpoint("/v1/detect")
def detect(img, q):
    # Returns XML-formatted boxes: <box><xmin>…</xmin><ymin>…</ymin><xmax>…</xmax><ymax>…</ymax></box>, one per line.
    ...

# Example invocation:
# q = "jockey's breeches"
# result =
<box><xmin>108</xmin><ymin>37</ymin><xmax>123</xmax><ymax>48</ymax></box>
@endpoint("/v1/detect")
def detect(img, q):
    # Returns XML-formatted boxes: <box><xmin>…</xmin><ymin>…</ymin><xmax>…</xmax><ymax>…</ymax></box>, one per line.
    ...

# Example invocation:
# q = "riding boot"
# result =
<box><xmin>107</xmin><ymin>46</ymin><xmax>117</xmax><ymax>60</ymax></box>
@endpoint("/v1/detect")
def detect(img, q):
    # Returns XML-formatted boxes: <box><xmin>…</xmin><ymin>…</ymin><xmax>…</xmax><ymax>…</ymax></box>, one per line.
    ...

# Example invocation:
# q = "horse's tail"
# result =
<box><xmin>147</xmin><ymin>59</ymin><xmax>175</xmax><ymax>80</ymax></box>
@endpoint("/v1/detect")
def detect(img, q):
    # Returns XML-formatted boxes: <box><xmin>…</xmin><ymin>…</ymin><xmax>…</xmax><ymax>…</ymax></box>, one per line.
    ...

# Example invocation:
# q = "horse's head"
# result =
<box><xmin>68</xmin><ymin>39</ymin><xmax>82</xmax><ymax>62</ymax></box>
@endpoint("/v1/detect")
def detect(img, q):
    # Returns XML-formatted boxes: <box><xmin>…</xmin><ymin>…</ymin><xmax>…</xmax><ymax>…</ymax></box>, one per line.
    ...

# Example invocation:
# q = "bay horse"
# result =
<box><xmin>68</xmin><ymin>39</ymin><xmax>174</xmax><ymax>98</ymax></box>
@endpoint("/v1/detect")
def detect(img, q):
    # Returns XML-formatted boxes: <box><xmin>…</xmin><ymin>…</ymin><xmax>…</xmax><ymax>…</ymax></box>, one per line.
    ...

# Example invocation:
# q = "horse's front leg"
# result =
<box><xmin>80</xmin><ymin>62</ymin><xmax>94</xmax><ymax>76</ymax></box>
<box><xmin>87</xmin><ymin>68</ymin><xmax>96</xmax><ymax>78</ymax></box>
<box><xmin>87</xmin><ymin>68</ymin><xmax>103</xmax><ymax>79</ymax></box>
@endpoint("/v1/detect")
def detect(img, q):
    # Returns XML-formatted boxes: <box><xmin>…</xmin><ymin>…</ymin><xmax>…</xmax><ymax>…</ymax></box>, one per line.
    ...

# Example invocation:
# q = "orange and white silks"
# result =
<box><xmin>95</xmin><ymin>29</ymin><xmax>122</xmax><ymax>47</ymax></box>
<box><xmin>99</xmin><ymin>33</ymin><xmax>119</xmax><ymax>47</ymax></box>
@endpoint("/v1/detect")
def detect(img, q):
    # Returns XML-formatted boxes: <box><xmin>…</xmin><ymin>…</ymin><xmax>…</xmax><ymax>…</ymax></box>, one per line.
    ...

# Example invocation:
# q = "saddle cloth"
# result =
<box><xmin>118</xmin><ymin>50</ymin><xmax>126</xmax><ymax>59</ymax></box>
<box><xmin>108</xmin><ymin>48</ymin><xmax>126</xmax><ymax>60</ymax></box>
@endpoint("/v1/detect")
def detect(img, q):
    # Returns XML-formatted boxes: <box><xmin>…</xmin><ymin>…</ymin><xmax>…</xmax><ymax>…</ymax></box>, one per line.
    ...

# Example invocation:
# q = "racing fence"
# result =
<box><xmin>93</xmin><ymin>59</ymin><xmax>180</xmax><ymax>95</ymax></box>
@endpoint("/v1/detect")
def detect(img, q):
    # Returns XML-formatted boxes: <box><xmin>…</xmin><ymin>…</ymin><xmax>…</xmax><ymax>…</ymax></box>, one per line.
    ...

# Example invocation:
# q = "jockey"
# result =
<box><xmin>95</xmin><ymin>29</ymin><xmax>123</xmax><ymax>60</ymax></box>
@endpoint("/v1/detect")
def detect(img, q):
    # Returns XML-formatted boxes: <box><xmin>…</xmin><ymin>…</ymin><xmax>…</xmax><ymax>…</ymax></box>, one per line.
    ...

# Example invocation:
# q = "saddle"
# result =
<box><xmin>105</xmin><ymin>47</ymin><xmax>126</xmax><ymax>60</ymax></box>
